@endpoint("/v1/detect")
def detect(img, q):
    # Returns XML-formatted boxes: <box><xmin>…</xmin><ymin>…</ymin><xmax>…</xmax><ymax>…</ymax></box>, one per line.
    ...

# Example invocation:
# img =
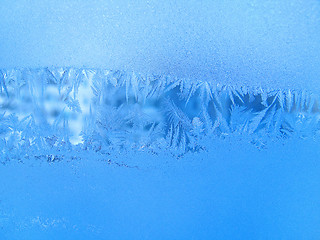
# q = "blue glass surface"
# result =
<box><xmin>0</xmin><ymin>1</ymin><xmax>320</xmax><ymax>239</ymax></box>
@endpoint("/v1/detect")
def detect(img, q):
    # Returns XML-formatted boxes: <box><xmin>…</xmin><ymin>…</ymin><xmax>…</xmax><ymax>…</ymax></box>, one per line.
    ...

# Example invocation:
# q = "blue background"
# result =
<box><xmin>1</xmin><ymin>0</ymin><xmax>320</xmax><ymax>239</ymax></box>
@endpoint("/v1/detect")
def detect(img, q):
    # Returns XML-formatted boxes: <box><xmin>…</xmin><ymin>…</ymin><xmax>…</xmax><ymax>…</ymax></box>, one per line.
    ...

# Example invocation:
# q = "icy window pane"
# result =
<box><xmin>1</xmin><ymin>1</ymin><xmax>320</xmax><ymax>239</ymax></box>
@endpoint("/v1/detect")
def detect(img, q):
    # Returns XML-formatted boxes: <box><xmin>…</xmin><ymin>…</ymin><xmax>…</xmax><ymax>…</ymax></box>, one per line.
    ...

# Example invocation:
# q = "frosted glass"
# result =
<box><xmin>1</xmin><ymin>0</ymin><xmax>320</xmax><ymax>90</ymax></box>
<box><xmin>0</xmin><ymin>1</ymin><xmax>320</xmax><ymax>239</ymax></box>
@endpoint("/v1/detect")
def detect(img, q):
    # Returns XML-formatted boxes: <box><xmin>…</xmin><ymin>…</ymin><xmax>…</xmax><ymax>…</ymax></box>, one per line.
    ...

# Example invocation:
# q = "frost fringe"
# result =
<box><xmin>0</xmin><ymin>68</ymin><xmax>319</xmax><ymax>161</ymax></box>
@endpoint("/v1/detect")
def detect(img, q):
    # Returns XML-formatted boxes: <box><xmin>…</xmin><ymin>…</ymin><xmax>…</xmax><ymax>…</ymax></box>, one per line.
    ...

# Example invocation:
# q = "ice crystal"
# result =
<box><xmin>0</xmin><ymin>68</ymin><xmax>319</xmax><ymax>161</ymax></box>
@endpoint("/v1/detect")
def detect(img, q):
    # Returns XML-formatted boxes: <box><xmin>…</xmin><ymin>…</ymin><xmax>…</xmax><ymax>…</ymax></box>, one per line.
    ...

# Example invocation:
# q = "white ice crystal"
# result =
<box><xmin>0</xmin><ymin>68</ymin><xmax>319</xmax><ymax>161</ymax></box>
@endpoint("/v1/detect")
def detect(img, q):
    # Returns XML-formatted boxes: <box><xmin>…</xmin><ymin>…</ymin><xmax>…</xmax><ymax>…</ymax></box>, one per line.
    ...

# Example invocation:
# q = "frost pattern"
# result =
<box><xmin>0</xmin><ymin>68</ymin><xmax>319</xmax><ymax>161</ymax></box>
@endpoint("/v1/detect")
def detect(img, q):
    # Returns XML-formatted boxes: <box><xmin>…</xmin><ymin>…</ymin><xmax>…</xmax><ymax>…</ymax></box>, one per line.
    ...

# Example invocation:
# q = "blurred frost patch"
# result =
<box><xmin>0</xmin><ymin>68</ymin><xmax>319</xmax><ymax>161</ymax></box>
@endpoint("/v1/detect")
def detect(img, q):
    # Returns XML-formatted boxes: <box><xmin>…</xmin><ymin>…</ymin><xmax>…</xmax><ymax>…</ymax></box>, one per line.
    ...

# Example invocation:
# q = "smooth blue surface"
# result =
<box><xmin>1</xmin><ymin>138</ymin><xmax>320</xmax><ymax>239</ymax></box>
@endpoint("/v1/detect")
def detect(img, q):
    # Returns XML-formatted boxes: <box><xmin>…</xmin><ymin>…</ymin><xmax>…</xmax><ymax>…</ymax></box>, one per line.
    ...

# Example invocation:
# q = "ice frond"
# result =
<box><xmin>0</xmin><ymin>67</ymin><xmax>319</xmax><ymax>160</ymax></box>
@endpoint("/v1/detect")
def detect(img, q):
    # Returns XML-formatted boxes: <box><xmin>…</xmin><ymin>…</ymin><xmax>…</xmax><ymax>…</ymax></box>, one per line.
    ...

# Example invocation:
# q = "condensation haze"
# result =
<box><xmin>0</xmin><ymin>0</ymin><xmax>320</xmax><ymax>91</ymax></box>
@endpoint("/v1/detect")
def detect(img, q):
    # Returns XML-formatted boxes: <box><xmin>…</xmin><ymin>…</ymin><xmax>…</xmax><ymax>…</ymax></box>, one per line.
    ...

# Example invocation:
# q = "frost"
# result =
<box><xmin>0</xmin><ymin>68</ymin><xmax>319</xmax><ymax>161</ymax></box>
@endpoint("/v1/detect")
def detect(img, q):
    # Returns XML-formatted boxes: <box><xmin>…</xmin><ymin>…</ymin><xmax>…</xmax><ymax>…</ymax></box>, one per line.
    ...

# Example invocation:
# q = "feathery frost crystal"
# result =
<box><xmin>0</xmin><ymin>68</ymin><xmax>319</xmax><ymax>161</ymax></box>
